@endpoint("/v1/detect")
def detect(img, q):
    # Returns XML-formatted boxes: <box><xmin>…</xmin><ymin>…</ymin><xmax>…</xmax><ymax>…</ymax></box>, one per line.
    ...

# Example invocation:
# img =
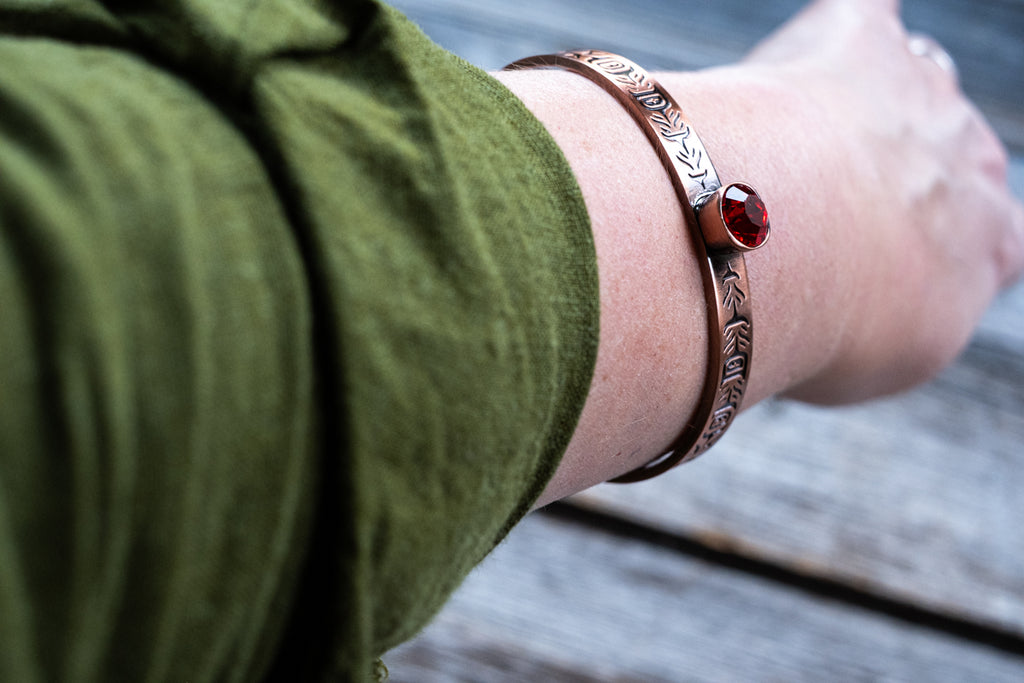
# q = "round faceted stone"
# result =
<box><xmin>721</xmin><ymin>183</ymin><xmax>769</xmax><ymax>248</ymax></box>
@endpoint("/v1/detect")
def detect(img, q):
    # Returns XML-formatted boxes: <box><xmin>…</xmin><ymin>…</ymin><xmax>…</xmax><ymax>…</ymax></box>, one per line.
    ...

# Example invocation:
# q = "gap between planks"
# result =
<box><xmin>543</xmin><ymin>501</ymin><xmax>1024</xmax><ymax>659</ymax></box>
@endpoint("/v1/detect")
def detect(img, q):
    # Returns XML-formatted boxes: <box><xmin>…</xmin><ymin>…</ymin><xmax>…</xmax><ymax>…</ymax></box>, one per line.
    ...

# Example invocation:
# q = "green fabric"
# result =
<box><xmin>0</xmin><ymin>1</ymin><xmax>597</xmax><ymax>682</ymax></box>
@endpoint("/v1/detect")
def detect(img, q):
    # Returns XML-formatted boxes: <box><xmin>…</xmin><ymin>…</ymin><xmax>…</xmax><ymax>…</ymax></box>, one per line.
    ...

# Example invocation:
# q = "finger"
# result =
<box><xmin>829</xmin><ymin>0</ymin><xmax>900</xmax><ymax>16</ymax></box>
<box><xmin>906</xmin><ymin>33</ymin><xmax>959</xmax><ymax>87</ymax></box>
<box><xmin>1001</xmin><ymin>199</ymin><xmax>1024</xmax><ymax>288</ymax></box>
<box><xmin>742</xmin><ymin>0</ymin><xmax>833</xmax><ymax>64</ymax></box>
<box><xmin>971</xmin><ymin>171</ymin><xmax>1024</xmax><ymax>291</ymax></box>
<box><xmin>745</xmin><ymin>0</ymin><xmax>904</xmax><ymax>66</ymax></box>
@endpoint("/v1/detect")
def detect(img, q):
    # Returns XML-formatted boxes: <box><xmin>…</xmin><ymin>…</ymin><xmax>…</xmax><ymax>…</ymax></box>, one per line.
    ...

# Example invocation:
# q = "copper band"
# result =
<box><xmin>505</xmin><ymin>50</ymin><xmax>769</xmax><ymax>482</ymax></box>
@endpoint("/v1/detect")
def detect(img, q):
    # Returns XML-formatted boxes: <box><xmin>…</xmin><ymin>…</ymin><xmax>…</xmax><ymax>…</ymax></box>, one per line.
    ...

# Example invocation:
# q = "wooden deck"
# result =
<box><xmin>385</xmin><ymin>0</ymin><xmax>1024</xmax><ymax>679</ymax></box>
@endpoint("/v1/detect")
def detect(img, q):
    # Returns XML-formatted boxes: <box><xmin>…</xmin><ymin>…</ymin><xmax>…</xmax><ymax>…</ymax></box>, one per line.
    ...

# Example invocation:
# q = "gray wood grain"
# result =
<box><xmin>386</xmin><ymin>513</ymin><xmax>1024</xmax><ymax>682</ymax></box>
<box><xmin>391</xmin><ymin>0</ymin><xmax>1024</xmax><ymax>153</ymax></box>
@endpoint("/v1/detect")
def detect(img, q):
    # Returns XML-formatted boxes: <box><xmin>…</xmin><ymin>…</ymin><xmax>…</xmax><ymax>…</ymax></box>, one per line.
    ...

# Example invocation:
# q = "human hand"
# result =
<box><xmin>735</xmin><ymin>0</ymin><xmax>1024</xmax><ymax>403</ymax></box>
<box><xmin>502</xmin><ymin>0</ymin><xmax>1024</xmax><ymax>496</ymax></box>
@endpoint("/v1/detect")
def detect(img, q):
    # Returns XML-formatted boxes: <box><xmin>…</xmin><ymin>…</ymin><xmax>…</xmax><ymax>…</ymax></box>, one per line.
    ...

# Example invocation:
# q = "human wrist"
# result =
<box><xmin>506</xmin><ymin>52</ymin><xmax>782</xmax><ymax>480</ymax></box>
<box><xmin>499</xmin><ymin>59</ymin><xmax>861</xmax><ymax>495</ymax></box>
<box><xmin>497</xmin><ymin>65</ymin><xmax>709</xmax><ymax>488</ymax></box>
<box><xmin>656</xmin><ymin>66</ymin><xmax>859</xmax><ymax>404</ymax></box>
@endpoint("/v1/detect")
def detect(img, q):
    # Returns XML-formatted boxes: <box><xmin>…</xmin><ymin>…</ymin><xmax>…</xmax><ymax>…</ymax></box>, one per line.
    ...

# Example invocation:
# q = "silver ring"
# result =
<box><xmin>907</xmin><ymin>32</ymin><xmax>958</xmax><ymax>82</ymax></box>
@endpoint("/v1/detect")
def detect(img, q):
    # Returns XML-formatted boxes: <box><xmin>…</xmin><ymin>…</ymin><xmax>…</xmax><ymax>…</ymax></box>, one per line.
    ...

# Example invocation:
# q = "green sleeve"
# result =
<box><xmin>0</xmin><ymin>1</ymin><xmax>598</xmax><ymax>681</ymax></box>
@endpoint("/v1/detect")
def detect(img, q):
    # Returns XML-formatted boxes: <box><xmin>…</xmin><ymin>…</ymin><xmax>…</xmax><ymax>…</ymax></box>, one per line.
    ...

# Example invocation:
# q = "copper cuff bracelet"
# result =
<box><xmin>505</xmin><ymin>50</ymin><xmax>771</xmax><ymax>482</ymax></box>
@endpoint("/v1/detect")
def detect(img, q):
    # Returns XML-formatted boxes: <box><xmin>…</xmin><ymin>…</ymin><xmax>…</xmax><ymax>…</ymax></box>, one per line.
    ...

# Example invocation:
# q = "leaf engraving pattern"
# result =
<box><xmin>721</xmin><ymin>266</ymin><xmax>747</xmax><ymax>314</ymax></box>
<box><xmin>565</xmin><ymin>50</ymin><xmax>752</xmax><ymax>463</ymax></box>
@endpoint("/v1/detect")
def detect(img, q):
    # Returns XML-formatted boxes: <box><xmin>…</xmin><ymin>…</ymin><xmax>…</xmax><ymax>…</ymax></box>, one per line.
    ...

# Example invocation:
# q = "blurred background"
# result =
<box><xmin>387</xmin><ymin>0</ymin><xmax>1024</xmax><ymax>680</ymax></box>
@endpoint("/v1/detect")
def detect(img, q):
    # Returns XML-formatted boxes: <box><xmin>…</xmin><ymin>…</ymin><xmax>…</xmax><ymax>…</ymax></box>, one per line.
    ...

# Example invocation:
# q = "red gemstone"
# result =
<box><xmin>721</xmin><ymin>183</ymin><xmax>769</xmax><ymax>248</ymax></box>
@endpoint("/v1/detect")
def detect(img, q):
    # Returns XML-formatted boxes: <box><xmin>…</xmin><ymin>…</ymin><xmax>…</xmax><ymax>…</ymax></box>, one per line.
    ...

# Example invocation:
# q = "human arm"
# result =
<box><xmin>0</xmin><ymin>2</ymin><xmax>595</xmax><ymax>679</ymax></box>
<box><xmin>494</xmin><ymin>0</ymin><xmax>1024</xmax><ymax>505</ymax></box>
<box><xmin>1</xmin><ymin>0</ymin><xmax>1021</xmax><ymax>678</ymax></box>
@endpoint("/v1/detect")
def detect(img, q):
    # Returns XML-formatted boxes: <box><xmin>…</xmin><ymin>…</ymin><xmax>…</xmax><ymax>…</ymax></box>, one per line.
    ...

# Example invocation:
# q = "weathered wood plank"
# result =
<box><xmin>392</xmin><ymin>0</ymin><xmax>1024</xmax><ymax>153</ymax></box>
<box><xmin>386</xmin><ymin>513</ymin><xmax>1024</xmax><ymax>682</ymax></box>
